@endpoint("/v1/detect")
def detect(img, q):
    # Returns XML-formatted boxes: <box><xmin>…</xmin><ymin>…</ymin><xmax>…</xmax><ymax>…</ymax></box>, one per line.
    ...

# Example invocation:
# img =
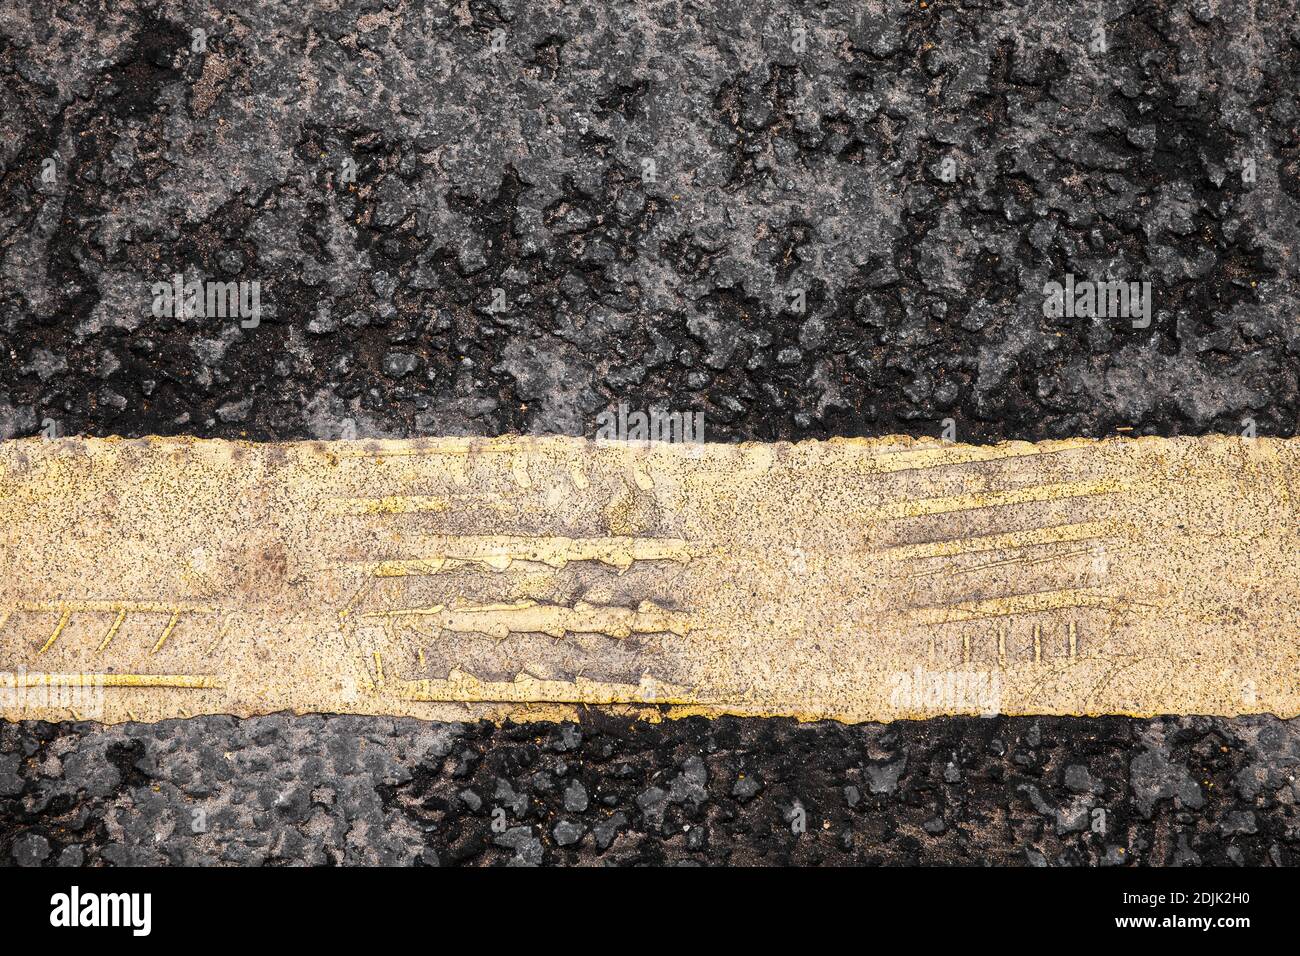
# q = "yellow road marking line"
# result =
<box><xmin>876</xmin><ymin>480</ymin><xmax>1125</xmax><ymax>520</ymax></box>
<box><xmin>36</xmin><ymin>611</ymin><xmax>71</xmax><ymax>655</ymax></box>
<box><xmin>0</xmin><ymin>673</ymin><xmax>224</xmax><ymax>689</ymax></box>
<box><xmin>97</xmin><ymin>609</ymin><xmax>128</xmax><ymax>652</ymax></box>
<box><xmin>150</xmin><ymin>612</ymin><xmax>181</xmax><ymax>655</ymax></box>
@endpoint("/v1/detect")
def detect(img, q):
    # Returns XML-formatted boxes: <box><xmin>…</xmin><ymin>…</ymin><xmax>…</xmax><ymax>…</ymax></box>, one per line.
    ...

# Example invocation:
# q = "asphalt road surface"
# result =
<box><xmin>2</xmin><ymin>0</ymin><xmax>1298</xmax><ymax>865</ymax></box>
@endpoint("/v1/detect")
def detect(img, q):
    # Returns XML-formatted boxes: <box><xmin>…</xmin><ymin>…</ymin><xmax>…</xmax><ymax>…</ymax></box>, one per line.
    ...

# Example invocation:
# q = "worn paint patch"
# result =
<box><xmin>0</xmin><ymin>435</ymin><xmax>1296</xmax><ymax>724</ymax></box>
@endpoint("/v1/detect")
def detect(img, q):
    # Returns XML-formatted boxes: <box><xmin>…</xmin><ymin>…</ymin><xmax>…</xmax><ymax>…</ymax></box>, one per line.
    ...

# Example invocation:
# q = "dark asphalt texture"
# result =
<box><xmin>4</xmin><ymin>714</ymin><xmax>1300</xmax><ymax>866</ymax></box>
<box><xmin>1</xmin><ymin>0</ymin><xmax>1298</xmax><ymax>865</ymax></box>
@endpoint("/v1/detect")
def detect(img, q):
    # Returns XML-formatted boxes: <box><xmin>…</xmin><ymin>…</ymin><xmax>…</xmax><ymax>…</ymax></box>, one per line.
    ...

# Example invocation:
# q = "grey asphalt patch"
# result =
<box><xmin>1</xmin><ymin>1</ymin><xmax>1296</xmax><ymax>444</ymax></box>
<box><xmin>4</xmin><ymin>715</ymin><xmax>1300</xmax><ymax>866</ymax></box>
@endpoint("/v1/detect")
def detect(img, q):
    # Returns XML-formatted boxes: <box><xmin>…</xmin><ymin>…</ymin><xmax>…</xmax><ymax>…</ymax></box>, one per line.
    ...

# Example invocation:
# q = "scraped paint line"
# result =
<box><xmin>905</xmin><ymin>588</ymin><xmax>1121</xmax><ymax>624</ymax></box>
<box><xmin>881</xmin><ymin>520</ymin><xmax>1118</xmax><ymax>560</ymax></box>
<box><xmin>875</xmin><ymin>480</ymin><xmax>1126</xmax><ymax>520</ymax></box>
